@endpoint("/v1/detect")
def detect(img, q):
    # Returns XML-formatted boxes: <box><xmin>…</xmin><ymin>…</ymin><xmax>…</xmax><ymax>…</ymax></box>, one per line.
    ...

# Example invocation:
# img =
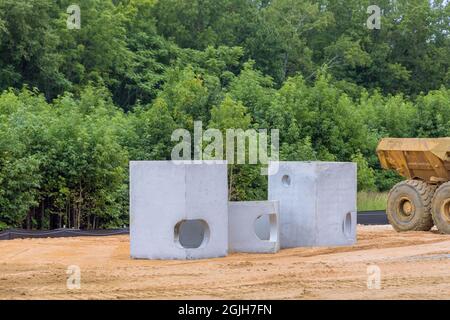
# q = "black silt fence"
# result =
<box><xmin>0</xmin><ymin>228</ymin><xmax>129</xmax><ymax>240</ymax></box>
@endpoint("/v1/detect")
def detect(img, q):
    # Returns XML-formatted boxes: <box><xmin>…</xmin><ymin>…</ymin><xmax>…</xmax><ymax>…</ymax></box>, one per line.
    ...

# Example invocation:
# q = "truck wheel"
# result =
<box><xmin>432</xmin><ymin>182</ymin><xmax>450</xmax><ymax>234</ymax></box>
<box><xmin>387</xmin><ymin>180</ymin><xmax>436</xmax><ymax>232</ymax></box>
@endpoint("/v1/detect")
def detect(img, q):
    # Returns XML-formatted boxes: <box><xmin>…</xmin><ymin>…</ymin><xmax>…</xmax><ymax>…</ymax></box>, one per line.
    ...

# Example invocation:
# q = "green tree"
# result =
<box><xmin>352</xmin><ymin>151</ymin><xmax>376</xmax><ymax>191</ymax></box>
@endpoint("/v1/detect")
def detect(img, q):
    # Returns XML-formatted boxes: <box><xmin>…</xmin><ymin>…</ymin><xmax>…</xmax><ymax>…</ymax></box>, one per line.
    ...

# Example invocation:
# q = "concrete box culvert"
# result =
<box><xmin>269</xmin><ymin>161</ymin><xmax>357</xmax><ymax>248</ymax></box>
<box><xmin>228</xmin><ymin>201</ymin><xmax>280</xmax><ymax>253</ymax></box>
<box><xmin>130</xmin><ymin>161</ymin><xmax>228</xmax><ymax>260</ymax></box>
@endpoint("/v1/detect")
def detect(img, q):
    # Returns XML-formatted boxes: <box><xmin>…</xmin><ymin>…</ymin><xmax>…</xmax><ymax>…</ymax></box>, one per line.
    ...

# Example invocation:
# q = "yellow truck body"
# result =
<box><xmin>376</xmin><ymin>138</ymin><xmax>450</xmax><ymax>184</ymax></box>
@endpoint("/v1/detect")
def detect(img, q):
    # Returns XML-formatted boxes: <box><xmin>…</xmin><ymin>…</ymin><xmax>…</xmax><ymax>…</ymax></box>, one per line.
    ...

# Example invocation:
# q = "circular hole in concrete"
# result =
<box><xmin>254</xmin><ymin>214</ymin><xmax>277</xmax><ymax>241</ymax></box>
<box><xmin>174</xmin><ymin>219</ymin><xmax>210</xmax><ymax>249</ymax></box>
<box><xmin>343</xmin><ymin>212</ymin><xmax>352</xmax><ymax>238</ymax></box>
<box><xmin>281</xmin><ymin>175</ymin><xmax>291</xmax><ymax>187</ymax></box>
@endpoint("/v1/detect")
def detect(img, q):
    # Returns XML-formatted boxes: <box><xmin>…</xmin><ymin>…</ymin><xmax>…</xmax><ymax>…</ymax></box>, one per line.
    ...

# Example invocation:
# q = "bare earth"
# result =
<box><xmin>1</xmin><ymin>225</ymin><xmax>450</xmax><ymax>300</ymax></box>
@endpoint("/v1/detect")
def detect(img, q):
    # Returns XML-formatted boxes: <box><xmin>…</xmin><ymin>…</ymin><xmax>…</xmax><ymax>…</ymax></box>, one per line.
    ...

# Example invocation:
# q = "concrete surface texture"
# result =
<box><xmin>269</xmin><ymin>161</ymin><xmax>357</xmax><ymax>248</ymax></box>
<box><xmin>130</xmin><ymin>161</ymin><xmax>228</xmax><ymax>259</ymax></box>
<box><xmin>228</xmin><ymin>201</ymin><xmax>280</xmax><ymax>253</ymax></box>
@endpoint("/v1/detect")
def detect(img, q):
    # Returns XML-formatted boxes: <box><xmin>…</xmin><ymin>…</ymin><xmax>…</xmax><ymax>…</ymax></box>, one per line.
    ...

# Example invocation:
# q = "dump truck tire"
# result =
<box><xmin>387</xmin><ymin>180</ymin><xmax>436</xmax><ymax>232</ymax></box>
<box><xmin>431</xmin><ymin>182</ymin><xmax>450</xmax><ymax>234</ymax></box>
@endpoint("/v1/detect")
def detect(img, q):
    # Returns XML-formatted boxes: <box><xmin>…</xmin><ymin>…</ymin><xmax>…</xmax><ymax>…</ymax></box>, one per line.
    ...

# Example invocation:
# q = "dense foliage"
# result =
<box><xmin>0</xmin><ymin>0</ymin><xmax>448</xmax><ymax>229</ymax></box>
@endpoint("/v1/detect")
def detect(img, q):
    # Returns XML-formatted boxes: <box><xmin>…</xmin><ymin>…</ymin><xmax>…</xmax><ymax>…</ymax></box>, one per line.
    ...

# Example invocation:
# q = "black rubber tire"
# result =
<box><xmin>387</xmin><ymin>180</ymin><xmax>436</xmax><ymax>232</ymax></box>
<box><xmin>431</xmin><ymin>182</ymin><xmax>450</xmax><ymax>234</ymax></box>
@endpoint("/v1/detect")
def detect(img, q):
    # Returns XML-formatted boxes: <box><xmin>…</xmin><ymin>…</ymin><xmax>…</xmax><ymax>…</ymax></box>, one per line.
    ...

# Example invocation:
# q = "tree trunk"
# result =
<box><xmin>228</xmin><ymin>165</ymin><xmax>234</xmax><ymax>201</ymax></box>
<box><xmin>40</xmin><ymin>200</ymin><xmax>44</xmax><ymax>230</ymax></box>
<box><xmin>26</xmin><ymin>209</ymin><xmax>31</xmax><ymax>230</ymax></box>
<box><xmin>283</xmin><ymin>52</ymin><xmax>289</xmax><ymax>82</ymax></box>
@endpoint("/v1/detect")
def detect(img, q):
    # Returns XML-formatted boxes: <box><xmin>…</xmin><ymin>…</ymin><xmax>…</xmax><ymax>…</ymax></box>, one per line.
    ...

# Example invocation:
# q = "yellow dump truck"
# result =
<box><xmin>377</xmin><ymin>138</ymin><xmax>450</xmax><ymax>234</ymax></box>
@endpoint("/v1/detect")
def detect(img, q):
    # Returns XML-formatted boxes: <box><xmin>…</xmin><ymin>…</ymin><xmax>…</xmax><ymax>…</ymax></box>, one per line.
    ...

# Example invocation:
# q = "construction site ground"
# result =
<box><xmin>1</xmin><ymin>225</ymin><xmax>450</xmax><ymax>299</ymax></box>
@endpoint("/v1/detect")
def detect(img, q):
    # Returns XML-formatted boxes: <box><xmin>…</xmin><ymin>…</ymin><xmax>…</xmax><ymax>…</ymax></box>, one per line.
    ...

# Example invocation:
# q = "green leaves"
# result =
<box><xmin>209</xmin><ymin>95</ymin><xmax>251</xmax><ymax>131</ymax></box>
<box><xmin>0</xmin><ymin>0</ymin><xmax>448</xmax><ymax>229</ymax></box>
<box><xmin>352</xmin><ymin>151</ymin><xmax>376</xmax><ymax>192</ymax></box>
<box><xmin>415</xmin><ymin>88</ymin><xmax>450</xmax><ymax>137</ymax></box>
<box><xmin>0</xmin><ymin>86</ymin><xmax>128</xmax><ymax>229</ymax></box>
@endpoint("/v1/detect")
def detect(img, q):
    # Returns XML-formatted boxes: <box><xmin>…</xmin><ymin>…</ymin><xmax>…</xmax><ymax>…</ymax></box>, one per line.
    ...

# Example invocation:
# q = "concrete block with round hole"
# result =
<box><xmin>268</xmin><ymin>161</ymin><xmax>357</xmax><ymax>248</ymax></box>
<box><xmin>228</xmin><ymin>201</ymin><xmax>280</xmax><ymax>253</ymax></box>
<box><xmin>130</xmin><ymin>161</ymin><xmax>228</xmax><ymax>260</ymax></box>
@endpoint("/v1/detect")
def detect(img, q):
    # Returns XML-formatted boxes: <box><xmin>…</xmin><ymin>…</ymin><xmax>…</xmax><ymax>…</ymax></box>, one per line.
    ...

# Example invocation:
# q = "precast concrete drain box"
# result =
<box><xmin>269</xmin><ymin>161</ymin><xmax>357</xmax><ymax>248</ymax></box>
<box><xmin>228</xmin><ymin>201</ymin><xmax>280</xmax><ymax>253</ymax></box>
<box><xmin>130</xmin><ymin>161</ymin><xmax>228</xmax><ymax>259</ymax></box>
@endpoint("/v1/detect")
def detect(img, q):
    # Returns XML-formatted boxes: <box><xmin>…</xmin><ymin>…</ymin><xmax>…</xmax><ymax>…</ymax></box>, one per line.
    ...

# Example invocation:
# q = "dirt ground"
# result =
<box><xmin>1</xmin><ymin>225</ymin><xmax>450</xmax><ymax>299</ymax></box>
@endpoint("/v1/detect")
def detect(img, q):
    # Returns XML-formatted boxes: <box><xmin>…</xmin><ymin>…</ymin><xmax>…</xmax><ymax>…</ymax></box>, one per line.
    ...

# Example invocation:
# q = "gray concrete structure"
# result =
<box><xmin>269</xmin><ymin>161</ymin><xmax>357</xmax><ymax>248</ymax></box>
<box><xmin>228</xmin><ymin>201</ymin><xmax>280</xmax><ymax>253</ymax></box>
<box><xmin>130</xmin><ymin>161</ymin><xmax>228</xmax><ymax>260</ymax></box>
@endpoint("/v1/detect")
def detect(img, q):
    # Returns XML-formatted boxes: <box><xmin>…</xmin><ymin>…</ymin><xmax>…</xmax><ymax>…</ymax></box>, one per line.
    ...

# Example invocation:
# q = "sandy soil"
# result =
<box><xmin>1</xmin><ymin>225</ymin><xmax>450</xmax><ymax>299</ymax></box>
